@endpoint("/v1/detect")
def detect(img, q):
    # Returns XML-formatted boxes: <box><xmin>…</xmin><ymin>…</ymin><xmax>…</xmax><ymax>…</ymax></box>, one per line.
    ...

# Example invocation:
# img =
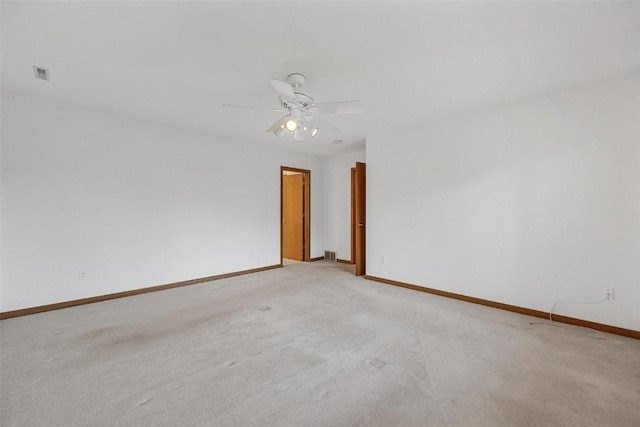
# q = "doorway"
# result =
<box><xmin>352</xmin><ymin>162</ymin><xmax>366</xmax><ymax>276</ymax></box>
<box><xmin>281</xmin><ymin>166</ymin><xmax>311</xmax><ymax>264</ymax></box>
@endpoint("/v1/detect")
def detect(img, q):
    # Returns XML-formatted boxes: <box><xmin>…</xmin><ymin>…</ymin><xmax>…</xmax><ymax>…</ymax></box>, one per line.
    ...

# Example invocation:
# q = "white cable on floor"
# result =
<box><xmin>529</xmin><ymin>298</ymin><xmax>608</xmax><ymax>340</ymax></box>
<box><xmin>548</xmin><ymin>298</ymin><xmax>608</xmax><ymax>322</ymax></box>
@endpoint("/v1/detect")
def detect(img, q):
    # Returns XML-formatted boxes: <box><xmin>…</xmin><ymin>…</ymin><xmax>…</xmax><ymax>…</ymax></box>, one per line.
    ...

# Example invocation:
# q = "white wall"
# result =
<box><xmin>367</xmin><ymin>75</ymin><xmax>640</xmax><ymax>331</ymax></box>
<box><xmin>324</xmin><ymin>150</ymin><xmax>366</xmax><ymax>261</ymax></box>
<box><xmin>0</xmin><ymin>92</ymin><xmax>324</xmax><ymax>312</ymax></box>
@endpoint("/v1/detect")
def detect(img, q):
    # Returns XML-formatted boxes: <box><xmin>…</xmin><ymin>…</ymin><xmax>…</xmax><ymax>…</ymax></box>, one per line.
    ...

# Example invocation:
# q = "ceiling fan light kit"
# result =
<box><xmin>285</xmin><ymin>118</ymin><xmax>298</xmax><ymax>131</ymax></box>
<box><xmin>223</xmin><ymin>73</ymin><xmax>363</xmax><ymax>143</ymax></box>
<box><xmin>274</xmin><ymin>125</ymin><xmax>286</xmax><ymax>138</ymax></box>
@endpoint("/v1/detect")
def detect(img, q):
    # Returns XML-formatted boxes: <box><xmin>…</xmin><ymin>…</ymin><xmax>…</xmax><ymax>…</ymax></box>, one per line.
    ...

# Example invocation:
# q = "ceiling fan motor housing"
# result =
<box><xmin>278</xmin><ymin>92</ymin><xmax>315</xmax><ymax>111</ymax></box>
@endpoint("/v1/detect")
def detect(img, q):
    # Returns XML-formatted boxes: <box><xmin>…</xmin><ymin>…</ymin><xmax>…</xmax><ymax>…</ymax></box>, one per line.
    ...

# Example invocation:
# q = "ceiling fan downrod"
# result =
<box><xmin>287</xmin><ymin>73</ymin><xmax>306</xmax><ymax>90</ymax></box>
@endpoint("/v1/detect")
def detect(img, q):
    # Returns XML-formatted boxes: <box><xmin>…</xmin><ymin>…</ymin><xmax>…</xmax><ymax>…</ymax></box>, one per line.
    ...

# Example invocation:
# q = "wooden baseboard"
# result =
<box><xmin>0</xmin><ymin>264</ymin><xmax>282</xmax><ymax>320</ymax></box>
<box><xmin>309</xmin><ymin>256</ymin><xmax>325</xmax><ymax>262</ymax></box>
<box><xmin>337</xmin><ymin>258</ymin><xmax>353</xmax><ymax>264</ymax></box>
<box><xmin>364</xmin><ymin>275</ymin><xmax>640</xmax><ymax>340</ymax></box>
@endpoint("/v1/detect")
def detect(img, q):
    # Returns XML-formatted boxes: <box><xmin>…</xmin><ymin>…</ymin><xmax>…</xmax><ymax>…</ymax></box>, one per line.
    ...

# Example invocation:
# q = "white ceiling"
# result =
<box><xmin>2</xmin><ymin>1</ymin><xmax>639</xmax><ymax>157</ymax></box>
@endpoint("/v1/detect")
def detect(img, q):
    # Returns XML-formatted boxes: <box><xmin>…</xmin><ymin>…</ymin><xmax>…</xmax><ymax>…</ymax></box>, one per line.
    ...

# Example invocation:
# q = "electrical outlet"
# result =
<box><xmin>603</xmin><ymin>288</ymin><xmax>614</xmax><ymax>301</ymax></box>
<box><xmin>79</xmin><ymin>270</ymin><xmax>86</xmax><ymax>280</ymax></box>
<box><xmin>380</xmin><ymin>256</ymin><xmax>385</xmax><ymax>264</ymax></box>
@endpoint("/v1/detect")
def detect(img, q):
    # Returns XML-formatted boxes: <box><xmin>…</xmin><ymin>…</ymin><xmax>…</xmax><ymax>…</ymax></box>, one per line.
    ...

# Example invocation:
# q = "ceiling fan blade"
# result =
<box><xmin>316</xmin><ymin>100</ymin><xmax>363</xmax><ymax>114</ymax></box>
<box><xmin>315</xmin><ymin>116</ymin><xmax>341</xmax><ymax>133</ymax></box>
<box><xmin>270</xmin><ymin>79</ymin><xmax>297</xmax><ymax>101</ymax></box>
<box><xmin>266</xmin><ymin>116</ymin><xmax>287</xmax><ymax>133</ymax></box>
<box><xmin>222</xmin><ymin>104</ymin><xmax>285</xmax><ymax>112</ymax></box>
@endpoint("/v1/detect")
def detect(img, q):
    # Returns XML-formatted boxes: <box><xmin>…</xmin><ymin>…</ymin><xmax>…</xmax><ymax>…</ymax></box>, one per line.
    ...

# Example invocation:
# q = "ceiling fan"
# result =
<box><xmin>223</xmin><ymin>73</ymin><xmax>363</xmax><ymax>142</ymax></box>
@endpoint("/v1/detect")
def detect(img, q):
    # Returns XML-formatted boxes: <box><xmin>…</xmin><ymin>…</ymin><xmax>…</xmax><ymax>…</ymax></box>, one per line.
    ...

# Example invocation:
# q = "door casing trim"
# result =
<box><xmin>281</xmin><ymin>166</ymin><xmax>311</xmax><ymax>264</ymax></box>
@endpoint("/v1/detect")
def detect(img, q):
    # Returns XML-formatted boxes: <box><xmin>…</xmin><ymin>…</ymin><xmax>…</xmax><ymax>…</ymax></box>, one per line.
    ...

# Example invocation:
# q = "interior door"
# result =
<box><xmin>282</xmin><ymin>173</ymin><xmax>304</xmax><ymax>261</ymax></box>
<box><xmin>355</xmin><ymin>162</ymin><xmax>366</xmax><ymax>275</ymax></box>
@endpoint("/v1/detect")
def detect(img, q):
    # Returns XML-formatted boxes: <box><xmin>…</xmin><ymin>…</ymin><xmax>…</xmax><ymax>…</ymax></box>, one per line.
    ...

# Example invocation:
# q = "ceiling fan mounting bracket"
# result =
<box><xmin>287</xmin><ymin>73</ymin><xmax>306</xmax><ymax>89</ymax></box>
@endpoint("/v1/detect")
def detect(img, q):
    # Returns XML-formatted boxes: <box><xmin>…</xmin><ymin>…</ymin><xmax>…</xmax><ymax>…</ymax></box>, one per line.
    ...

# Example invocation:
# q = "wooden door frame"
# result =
<box><xmin>280</xmin><ymin>166</ymin><xmax>311</xmax><ymax>265</ymax></box>
<box><xmin>350</xmin><ymin>167</ymin><xmax>356</xmax><ymax>264</ymax></box>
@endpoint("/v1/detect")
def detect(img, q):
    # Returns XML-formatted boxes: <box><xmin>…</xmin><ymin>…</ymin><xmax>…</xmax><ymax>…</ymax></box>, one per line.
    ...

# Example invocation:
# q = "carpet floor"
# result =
<box><xmin>1</xmin><ymin>261</ymin><xmax>639</xmax><ymax>426</ymax></box>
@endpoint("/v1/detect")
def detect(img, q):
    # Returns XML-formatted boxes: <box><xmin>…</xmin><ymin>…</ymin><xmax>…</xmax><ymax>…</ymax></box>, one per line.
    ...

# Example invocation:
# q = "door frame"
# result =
<box><xmin>350</xmin><ymin>167</ymin><xmax>356</xmax><ymax>264</ymax></box>
<box><xmin>280</xmin><ymin>166</ymin><xmax>311</xmax><ymax>265</ymax></box>
<box><xmin>354</xmin><ymin>162</ymin><xmax>366</xmax><ymax>276</ymax></box>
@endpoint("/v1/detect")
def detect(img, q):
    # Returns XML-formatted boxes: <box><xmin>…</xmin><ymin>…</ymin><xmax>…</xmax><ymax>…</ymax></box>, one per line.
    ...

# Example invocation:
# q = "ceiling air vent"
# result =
<box><xmin>32</xmin><ymin>66</ymin><xmax>50</xmax><ymax>81</ymax></box>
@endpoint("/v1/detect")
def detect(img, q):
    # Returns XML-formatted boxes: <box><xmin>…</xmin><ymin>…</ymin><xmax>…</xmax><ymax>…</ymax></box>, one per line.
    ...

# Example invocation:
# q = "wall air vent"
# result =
<box><xmin>324</xmin><ymin>251</ymin><xmax>336</xmax><ymax>261</ymax></box>
<box><xmin>33</xmin><ymin>66</ymin><xmax>50</xmax><ymax>81</ymax></box>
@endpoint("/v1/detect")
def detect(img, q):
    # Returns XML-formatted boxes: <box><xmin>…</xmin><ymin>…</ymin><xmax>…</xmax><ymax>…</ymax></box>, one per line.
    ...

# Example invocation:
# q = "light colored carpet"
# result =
<box><xmin>1</xmin><ymin>261</ymin><xmax>639</xmax><ymax>426</ymax></box>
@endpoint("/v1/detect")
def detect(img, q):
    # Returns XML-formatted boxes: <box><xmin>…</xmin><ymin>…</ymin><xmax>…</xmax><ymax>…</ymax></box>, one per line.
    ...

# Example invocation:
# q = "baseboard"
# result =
<box><xmin>363</xmin><ymin>275</ymin><xmax>640</xmax><ymax>340</ymax></box>
<box><xmin>309</xmin><ymin>257</ymin><xmax>325</xmax><ymax>262</ymax></box>
<box><xmin>337</xmin><ymin>259</ymin><xmax>353</xmax><ymax>264</ymax></box>
<box><xmin>0</xmin><ymin>264</ymin><xmax>282</xmax><ymax>320</ymax></box>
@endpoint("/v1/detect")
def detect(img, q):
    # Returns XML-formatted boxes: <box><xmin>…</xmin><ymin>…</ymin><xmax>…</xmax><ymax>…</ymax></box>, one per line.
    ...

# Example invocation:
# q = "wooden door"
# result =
<box><xmin>355</xmin><ymin>162</ymin><xmax>366</xmax><ymax>275</ymax></box>
<box><xmin>282</xmin><ymin>173</ymin><xmax>304</xmax><ymax>261</ymax></box>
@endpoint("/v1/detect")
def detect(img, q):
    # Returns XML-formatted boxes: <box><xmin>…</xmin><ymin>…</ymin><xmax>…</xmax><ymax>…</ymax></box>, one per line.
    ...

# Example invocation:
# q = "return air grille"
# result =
<box><xmin>33</xmin><ymin>66</ymin><xmax>50</xmax><ymax>81</ymax></box>
<box><xmin>324</xmin><ymin>251</ymin><xmax>336</xmax><ymax>261</ymax></box>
